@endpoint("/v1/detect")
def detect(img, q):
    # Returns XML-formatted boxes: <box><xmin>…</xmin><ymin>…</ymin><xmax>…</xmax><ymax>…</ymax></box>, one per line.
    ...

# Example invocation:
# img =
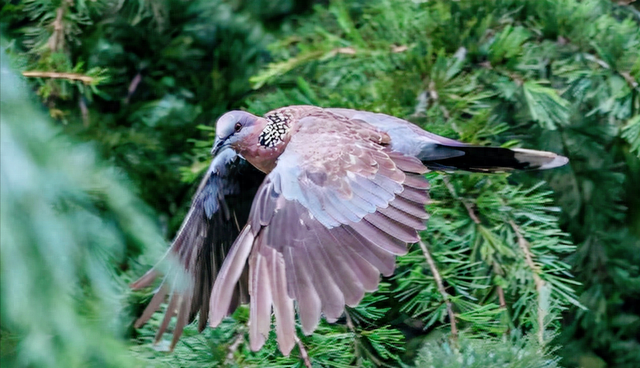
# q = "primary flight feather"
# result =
<box><xmin>132</xmin><ymin>105</ymin><xmax>568</xmax><ymax>354</ymax></box>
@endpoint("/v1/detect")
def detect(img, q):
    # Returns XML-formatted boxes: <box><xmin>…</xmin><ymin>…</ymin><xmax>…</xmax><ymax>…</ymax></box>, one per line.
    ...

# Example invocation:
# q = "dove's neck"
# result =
<box><xmin>232</xmin><ymin>118</ymin><xmax>290</xmax><ymax>174</ymax></box>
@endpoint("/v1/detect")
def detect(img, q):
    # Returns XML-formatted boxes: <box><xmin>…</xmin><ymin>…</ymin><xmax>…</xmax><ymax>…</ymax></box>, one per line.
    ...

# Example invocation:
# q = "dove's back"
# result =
<box><xmin>326</xmin><ymin>107</ymin><xmax>568</xmax><ymax>172</ymax></box>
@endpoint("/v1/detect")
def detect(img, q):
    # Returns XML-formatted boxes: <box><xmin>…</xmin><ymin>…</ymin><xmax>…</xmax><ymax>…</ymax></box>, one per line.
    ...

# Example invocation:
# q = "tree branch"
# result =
<box><xmin>296</xmin><ymin>337</ymin><xmax>313</xmax><ymax>368</ymax></box>
<box><xmin>22</xmin><ymin>71</ymin><xmax>94</xmax><ymax>84</ymax></box>
<box><xmin>443</xmin><ymin>176</ymin><xmax>480</xmax><ymax>224</ymax></box>
<box><xmin>47</xmin><ymin>3</ymin><xmax>67</xmax><ymax>53</ymax></box>
<box><xmin>620</xmin><ymin>71</ymin><xmax>639</xmax><ymax>89</ymax></box>
<box><xmin>345</xmin><ymin>310</ymin><xmax>356</xmax><ymax>332</ymax></box>
<box><xmin>78</xmin><ymin>96</ymin><xmax>89</xmax><ymax>126</ymax></box>
<box><xmin>509</xmin><ymin>220</ymin><xmax>546</xmax><ymax>345</ymax></box>
<box><xmin>124</xmin><ymin>72</ymin><xmax>143</xmax><ymax>104</ymax></box>
<box><xmin>418</xmin><ymin>240</ymin><xmax>458</xmax><ymax>339</ymax></box>
<box><xmin>225</xmin><ymin>332</ymin><xmax>244</xmax><ymax>365</ymax></box>
<box><xmin>497</xmin><ymin>285</ymin><xmax>506</xmax><ymax>309</ymax></box>
<box><xmin>496</xmin><ymin>285</ymin><xmax>511</xmax><ymax>337</ymax></box>
<box><xmin>443</xmin><ymin>177</ymin><xmax>512</xmax><ymax>321</ymax></box>
<box><xmin>443</xmin><ymin>177</ymin><xmax>513</xmax><ymax>335</ymax></box>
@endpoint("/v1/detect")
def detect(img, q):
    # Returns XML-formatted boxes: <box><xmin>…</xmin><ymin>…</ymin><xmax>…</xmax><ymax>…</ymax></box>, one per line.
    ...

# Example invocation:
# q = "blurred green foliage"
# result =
<box><xmin>0</xmin><ymin>49</ymin><xmax>164</xmax><ymax>367</ymax></box>
<box><xmin>414</xmin><ymin>333</ymin><xmax>562</xmax><ymax>368</ymax></box>
<box><xmin>1</xmin><ymin>0</ymin><xmax>315</xmax><ymax>235</ymax></box>
<box><xmin>2</xmin><ymin>0</ymin><xmax>639</xmax><ymax>367</ymax></box>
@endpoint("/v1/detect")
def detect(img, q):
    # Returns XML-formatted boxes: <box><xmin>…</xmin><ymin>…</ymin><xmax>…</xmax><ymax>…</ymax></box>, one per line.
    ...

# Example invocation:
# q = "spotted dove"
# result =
<box><xmin>132</xmin><ymin>105</ymin><xmax>568</xmax><ymax>354</ymax></box>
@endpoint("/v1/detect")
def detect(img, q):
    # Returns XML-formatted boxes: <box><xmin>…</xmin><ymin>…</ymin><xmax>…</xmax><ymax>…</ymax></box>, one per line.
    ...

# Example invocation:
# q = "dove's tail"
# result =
<box><xmin>419</xmin><ymin>144</ymin><xmax>569</xmax><ymax>173</ymax></box>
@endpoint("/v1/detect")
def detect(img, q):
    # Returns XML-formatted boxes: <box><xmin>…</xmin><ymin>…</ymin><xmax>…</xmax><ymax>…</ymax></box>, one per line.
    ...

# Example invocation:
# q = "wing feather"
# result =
<box><xmin>208</xmin><ymin>226</ymin><xmax>255</xmax><ymax>326</ymax></box>
<box><xmin>339</xmin><ymin>242</ymin><xmax>382</xmax><ymax>291</ymax></box>
<box><xmin>377</xmin><ymin>204</ymin><xmax>428</xmax><ymax>231</ymax></box>
<box><xmin>268</xmin><ymin>247</ymin><xmax>296</xmax><ymax>355</ymax></box>
<box><xmin>131</xmin><ymin>148</ymin><xmax>264</xmax><ymax>349</ymax></box>
<box><xmin>248</xmin><ymin>246</ymin><xmax>272</xmax><ymax>351</ymax></box>
<box><xmin>303</xmin><ymin>238</ymin><xmax>345</xmax><ymax>321</ymax></box>
<box><xmin>155</xmin><ymin>293</ymin><xmax>179</xmax><ymax>343</ymax></box>
<box><xmin>286</xmin><ymin>244</ymin><xmax>322</xmax><ymax>334</ymax></box>
<box><xmin>398</xmin><ymin>185</ymin><xmax>431</xmax><ymax>204</ymax></box>
<box><xmin>322</xmin><ymin>231</ymin><xmax>366</xmax><ymax>306</ymax></box>
<box><xmin>340</xmin><ymin>226</ymin><xmax>396</xmax><ymax>276</ymax></box>
<box><xmin>134</xmin><ymin>284</ymin><xmax>168</xmax><ymax>328</ymax></box>
<box><xmin>389</xmin><ymin>194</ymin><xmax>430</xmax><ymax>219</ymax></box>
<box><xmin>403</xmin><ymin>173</ymin><xmax>431</xmax><ymax>189</ymax></box>
<box><xmin>350</xmin><ymin>219</ymin><xmax>408</xmax><ymax>254</ymax></box>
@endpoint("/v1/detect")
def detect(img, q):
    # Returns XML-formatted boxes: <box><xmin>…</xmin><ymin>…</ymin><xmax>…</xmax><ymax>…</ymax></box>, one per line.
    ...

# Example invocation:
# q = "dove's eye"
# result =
<box><xmin>234</xmin><ymin>122</ymin><xmax>243</xmax><ymax>132</ymax></box>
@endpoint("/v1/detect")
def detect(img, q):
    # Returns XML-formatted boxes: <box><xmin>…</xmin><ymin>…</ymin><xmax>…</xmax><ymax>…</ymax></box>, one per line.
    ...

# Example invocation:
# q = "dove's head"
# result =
<box><xmin>211</xmin><ymin>111</ymin><xmax>261</xmax><ymax>156</ymax></box>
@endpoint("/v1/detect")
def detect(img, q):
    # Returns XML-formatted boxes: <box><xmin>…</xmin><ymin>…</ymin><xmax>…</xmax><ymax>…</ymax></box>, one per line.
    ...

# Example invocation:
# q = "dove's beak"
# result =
<box><xmin>211</xmin><ymin>136</ymin><xmax>228</xmax><ymax>156</ymax></box>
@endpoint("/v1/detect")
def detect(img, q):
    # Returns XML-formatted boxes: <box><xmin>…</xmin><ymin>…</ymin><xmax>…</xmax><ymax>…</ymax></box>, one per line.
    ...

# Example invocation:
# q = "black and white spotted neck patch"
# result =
<box><xmin>259</xmin><ymin>110</ymin><xmax>293</xmax><ymax>148</ymax></box>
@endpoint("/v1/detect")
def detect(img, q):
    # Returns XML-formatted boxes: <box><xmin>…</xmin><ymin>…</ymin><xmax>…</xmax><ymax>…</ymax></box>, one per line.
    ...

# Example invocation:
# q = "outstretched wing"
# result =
<box><xmin>208</xmin><ymin>112</ymin><xmax>431</xmax><ymax>355</ymax></box>
<box><xmin>131</xmin><ymin>148</ymin><xmax>265</xmax><ymax>349</ymax></box>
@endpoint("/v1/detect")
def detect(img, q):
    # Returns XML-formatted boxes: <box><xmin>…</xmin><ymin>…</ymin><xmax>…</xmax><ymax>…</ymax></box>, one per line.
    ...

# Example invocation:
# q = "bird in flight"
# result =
<box><xmin>132</xmin><ymin>105</ymin><xmax>568</xmax><ymax>355</ymax></box>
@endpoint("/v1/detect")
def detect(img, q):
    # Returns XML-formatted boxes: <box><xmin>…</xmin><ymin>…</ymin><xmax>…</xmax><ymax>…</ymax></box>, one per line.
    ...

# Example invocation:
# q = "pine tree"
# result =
<box><xmin>2</xmin><ymin>0</ymin><xmax>308</xmax><ymax>234</ymax></box>
<box><xmin>185</xmin><ymin>0</ymin><xmax>640</xmax><ymax>366</ymax></box>
<box><xmin>0</xmin><ymin>48</ymin><xmax>164</xmax><ymax>368</ymax></box>
<box><xmin>2</xmin><ymin>0</ymin><xmax>639</xmax><ymax>367</ymax></box>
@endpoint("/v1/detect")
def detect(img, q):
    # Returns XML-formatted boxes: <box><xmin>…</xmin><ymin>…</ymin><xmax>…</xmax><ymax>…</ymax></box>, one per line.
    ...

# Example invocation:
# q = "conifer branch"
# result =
<box><xmin>620</xmin><ymin>71</ymin><xmax>639</xmax><ymax>89</ymax></box>
<box><xmin>443</xmin><ymin>177</ymin><xmax>480</xmax><ymax>224</ymax></box>
<box><xmin>47</xmin><ymin>2</ymin><xmax>68</xmax><ymax>52</ymax></box>
<box><xmin>78</xmin><ymin>96</ymin><xmax>89</xmax><ymax>126</ymax></box>
<box><xmin>418</xmin><ymin>240</ymin><xmax>458</xmax><ymax>339</ymax></box>
<box><xmin>509</xmin><ymin>220</ymin><xmax>546</xmax><ymax>345</ymax></box>
<box><xmin>391</xmin><ymin>44</ymin><xmax>408</xmax><ymax>53</ymax></box>
<box><xmin>497</xmin><ymin>285</ymin><xmax>511</xmax><ymax>337</ymax></box>
<box><xmin>497</xmin><ymin>286</ymin><xmax>506</xmax><ymax>309</ymax></box>
<box><xmin>443</xmin><ymin>176</ymin><xmax>512</xmax><ymax>320</ymax></box>
<box><xmin>225</xmin><ymin>333</ymin><xmax>244</xmax><ymax>365</ymax></box>
<box><xmin>345</xmin><ymin>310</ymin><xmax>356</xmax><ymax>331</ymax></box>
<box><xmin>22</xmin><ymin>71</ymin><xmax>95</xmax><ymax>84</ymax></box>
<box><xmin>296</xmin><ymin>337</ymin><xmax>313</xmax><ymax>368</ymax></box>
<box><xmin>125</xmin><ymin>72</ymin><xmax>143</xmax><ymax>104</ymax></box>
<box><xmin>582</xmin><ymin>53</ymin><xmax>638</xmax><ymax>89</ymax></box>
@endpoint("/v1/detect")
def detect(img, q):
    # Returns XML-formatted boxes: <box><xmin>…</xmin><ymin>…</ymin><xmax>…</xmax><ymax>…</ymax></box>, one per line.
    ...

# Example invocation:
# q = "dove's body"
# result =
<box><xmin>219</xmin><ymin>106</ymin><xmax>567</xmax><ymax>175</ymax></box>
<box><xmin>133</xmin><ymin>105</ymin><xmax>568</xmax><ymax>355</ymax></box>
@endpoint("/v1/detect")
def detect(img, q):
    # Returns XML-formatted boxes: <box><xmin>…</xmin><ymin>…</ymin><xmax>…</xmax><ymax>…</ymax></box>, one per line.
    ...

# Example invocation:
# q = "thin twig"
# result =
<box><xmin>124</xmin><ymin>72</ymin><xmax>142</xmax><ymax>104</ymax></box>
<box><xmin>443</xmin><ymin>177</ymin><xmax>481</xmax><ymax>224</ymax></box>
<box><xmin>22</xmin><ymin>71</ymin><xmax>94</xmax><ymax>84</ymax></box>
<box><xmin>391</xmin><ymin>44</ymin><xmax>408</xmax><ymax>53</ymax></box>
<box><xmin>47</xmin><ymin>5</ymin><xmax>66</xmax><ymax>52</ymax></box>
<box><xmin>583</xmin><ymin>53</ymin><xmax>610</xmax><ymax>69</ymax></box>
<box><xmin>443</xmin><ymin>178</ymin><xmax>512</xmax><ymax>336</ymax></box>
<box><xmin>344</xmin><ymin>310</ymin><xmax>356</xmax><ymax>332</ymax></box>
<box><xmin>296</xmin><ymin>337</ymin><xmax>313</xmax><ymax>368</ymax></box>
<box><xmin>225</xmin><ymin>332</ymin><xmax>244</xmax><ymax>365</ymax></box>
<box><xmin>335</xmin><ymin>47</ymin><xmax>356</xmax><ymax>55</ymax></box>
<box><xmin>509</xmin><ymin>220</ymin><xmax>546</xmax><ymax>345</ymax></box>
<box><xmin>428</xmin><ymin>80</ymin><xmax>439</xmax><ymax>101</ymax></box>
<box><xmin>418</xmin><ymin>240</ymin><xmax>458</xmax><ymax>339</ymax></box>
<box><xmin>78</xmin><ymin>96</ymin><xmax>89</xmax><ymax>126</ymax></box>
<box><xmin>497</xmin><ymin>286</ymin><xmax>506</xmax><ymax>309</ymax></box>
<box><xmin>581</xmin><ymin>53</ymin><xmax>638</xmax><ymax>90</ymax></box>
<box><xmin>497</xmin><ymin>285</ymin><xmax>511</xmax><ymax>337</ymax></box>
<box><xmin>620</xmin><ymin>71</ymin><xmax>639</xmax><ymax>89</ymax></box>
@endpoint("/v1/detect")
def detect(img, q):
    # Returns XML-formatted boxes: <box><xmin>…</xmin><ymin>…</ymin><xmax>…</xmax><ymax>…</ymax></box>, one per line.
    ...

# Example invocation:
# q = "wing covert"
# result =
<box><xmin>271</xmin><ymin>114</ymin><xmax>420</xmax><ymax>228</ymax></box>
